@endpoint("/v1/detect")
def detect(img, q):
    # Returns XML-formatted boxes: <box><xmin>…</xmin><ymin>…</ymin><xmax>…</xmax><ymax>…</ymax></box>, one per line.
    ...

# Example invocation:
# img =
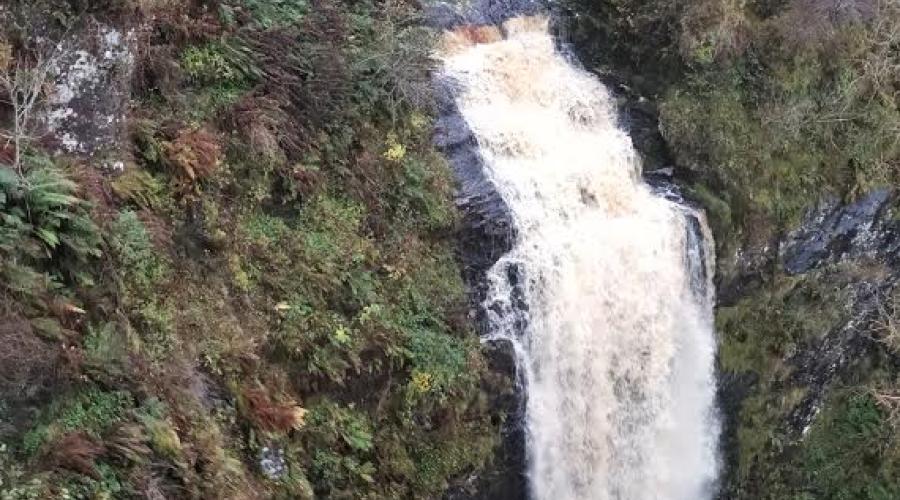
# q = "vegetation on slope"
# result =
<box><xmin>566</xmin><ymin>0</ymin><xmax>900</xmax><ymax>498</ymax></box>
<box><xmin>568</xmin><ymin>0</ymin><xmax>899</xmax><ymax>247</ymax></box>
<box><xmin>0</xmin><ymin>1</ymin><xmax>507</xmax><ymax>498</ymax></box>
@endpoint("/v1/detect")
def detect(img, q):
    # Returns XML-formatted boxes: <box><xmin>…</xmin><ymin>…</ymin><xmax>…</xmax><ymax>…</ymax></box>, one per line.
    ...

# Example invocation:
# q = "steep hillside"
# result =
<box><xmin>0</xmin><ymin>1</ymin><xmax>510</xmax><ymax>498</ymax></box>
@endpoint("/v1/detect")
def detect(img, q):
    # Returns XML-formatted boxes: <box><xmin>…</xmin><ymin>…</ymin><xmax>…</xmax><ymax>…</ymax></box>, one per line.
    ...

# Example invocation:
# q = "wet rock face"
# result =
<box><xmin>45</xmin><ymin>22</ymin><xmax>134</xmax><ymax>167</ymax></box>
<box><xmin>434</xmin><ymin>74</ymin><xmax>526</xmax><ymax>500</ymax></box>
<box><xmin>775</xmin><ymin>189</ymin><xmax>899</xmax><ymax>436</ymax></box>
<box><xmin>432</xmin><ymin>76</ymin><xmax>517</xmax><ymax>317</ymax></box>
<box><xmin>785</xmin><ymin>295</ymin><xmax>879</xmax><ymax>436</ymax></box>
<box><xmin>713</xmin><ymin>188</ymin><xmax>899</xmax><ymax>495</ymax></box>
<box><xmin>719</xmin><ymin>189</ymin><xmax>898</xmax><ymax>308</ymax></box>
<box><xmin>781</xmin><ymin>189</ymin><xmax>896</xmax><ymax>275</ymax></box>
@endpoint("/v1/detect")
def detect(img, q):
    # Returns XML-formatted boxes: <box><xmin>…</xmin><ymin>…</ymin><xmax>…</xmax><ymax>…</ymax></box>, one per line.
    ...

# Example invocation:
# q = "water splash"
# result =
<box><xmin>439</xmin><ymin>16</ymin><xmax>719</xmax><ymax>500</ymax></box>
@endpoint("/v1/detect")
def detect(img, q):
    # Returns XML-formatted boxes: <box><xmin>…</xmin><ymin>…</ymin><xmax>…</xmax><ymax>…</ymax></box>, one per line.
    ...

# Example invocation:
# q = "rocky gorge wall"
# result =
<box><xmin>561</xmin><ymin>0</ymin><xmax>900</xmax><ymax>498</ymax></box>
<box><xmin>434</xmin><ymin>0</ymin><xmax>900</xmax><ymax>497</ymax></box>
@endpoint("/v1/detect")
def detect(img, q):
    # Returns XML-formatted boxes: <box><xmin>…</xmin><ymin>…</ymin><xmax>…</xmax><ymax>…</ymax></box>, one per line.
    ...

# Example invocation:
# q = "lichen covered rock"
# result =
<box><xmin>46</xmin><ymin>23</ymin><xmax>134</xmax><ymax>167</ymax></box>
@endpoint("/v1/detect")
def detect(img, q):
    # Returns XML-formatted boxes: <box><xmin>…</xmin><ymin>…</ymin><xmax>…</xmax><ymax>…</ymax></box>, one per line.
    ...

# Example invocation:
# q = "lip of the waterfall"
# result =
<box><xmin>424</xmin><ymin>0</ymin><xmax>550</xmax><ymax>30</ymax></box>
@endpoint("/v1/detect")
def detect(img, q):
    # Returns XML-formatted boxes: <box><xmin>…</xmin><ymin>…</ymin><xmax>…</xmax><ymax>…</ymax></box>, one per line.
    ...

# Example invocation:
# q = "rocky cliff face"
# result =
<box><xmin>428</xmin><ymin>3</ymin><xmax>554</xmax><ymax>499</ymax></box>
<box><xmin>713</xmin><ymin>186</ymin><xmax>900</xmax><ymax>495</ymax></box>
<box><xmin>433</xmin><ymin>42</ymin><xmax>527</xmax><ymax>500</ymax></box>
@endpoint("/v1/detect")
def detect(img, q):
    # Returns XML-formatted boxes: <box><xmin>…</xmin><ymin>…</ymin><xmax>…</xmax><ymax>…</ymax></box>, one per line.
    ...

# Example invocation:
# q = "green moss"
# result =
<box><xmin>416</xmin><ymin>440</ymin><xmax>494</xmax><ymax>491</ymax></box>
<box><xmin>227</xmin><ymin>0</ymin><xmax>309</xmax><ymax>29</ymax></box>
<box><xmin>108</xmin><ymin>211</ymin><xmax>175</xmax><ymax>362</ymax></box>
<box><xmin>687</xmin><ymin>183</ymin><xmax>733</xmax><ymax>247</ymax></box>
<box><xmin>180</xmin><ymin>43</ymin><xmax>246</xmax><ymax>86</ymax></box>
<box><xmin>717</xmin><ymin>266</ymin><xmax>865</xmax><ymax>493</ymax></box>
<box><xmin>739</xmin><ymin>389</ymin><xmax>900</xmax><ymax>500</ymax></box>
<box><xmin>185</xmin><ymin>82</ymin><xmax>250</xmax><ymax>122</ymax></box>
<box><xmin>404</xmin><ymin>329</ymin><xmax>477</xmax><ymax>406</ymax></box>
<box><xmin>303</xmin><ymin>401</ymin><xmax>376</xmax><ymax>493</ymax></box>
<box><xmin>718</xmin><ymin>270</ymin><xmax>850</xmax><ymax>376</ymax></box>
<box><xmin>22</xmin><ymin>389</ymin><xmax>132</xmax><ymax>456</ymax></box>
<box><xmin>108</xmin><ymin>211</ymin><xmax>169</xmax><ymax>297</ymax></box>
<box><xmin>795</xmin><ymin>392</ymin><xmax>900</xmax><ymax>499</ymax></box>
<box><xmin>241</xmin><ymin>212</ymin><xmax>290</xmax><ymax>247</ymax></box>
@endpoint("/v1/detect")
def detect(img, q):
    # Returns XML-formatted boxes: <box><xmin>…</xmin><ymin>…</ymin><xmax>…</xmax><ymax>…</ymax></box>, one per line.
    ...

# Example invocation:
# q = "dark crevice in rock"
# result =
<box><xmin>715</xmin><ymin>370</ymin><xmax>758</xmax><ymax>496</ymax></box>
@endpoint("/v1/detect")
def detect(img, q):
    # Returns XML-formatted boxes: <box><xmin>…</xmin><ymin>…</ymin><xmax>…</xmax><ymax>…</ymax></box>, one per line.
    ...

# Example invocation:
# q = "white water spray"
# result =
<box><xmin>440</xmin><ymin>16</ymin><xmax>720</xmax><ymax>500</ymax></box>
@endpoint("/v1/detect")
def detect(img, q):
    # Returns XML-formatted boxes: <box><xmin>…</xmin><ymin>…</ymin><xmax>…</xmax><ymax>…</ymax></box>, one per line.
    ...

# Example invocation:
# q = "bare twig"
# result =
<box><xmin>0</xmin><ymin>43</ymin><xmax>60</xmax><ymax>174</ymax></box>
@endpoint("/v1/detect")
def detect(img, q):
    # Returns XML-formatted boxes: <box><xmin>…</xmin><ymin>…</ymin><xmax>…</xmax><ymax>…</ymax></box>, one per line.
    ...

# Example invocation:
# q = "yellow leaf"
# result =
<box><xmin>291</xmin><ymin>407</ymin><xmax>308</xmax><ymax>430</ymax></box>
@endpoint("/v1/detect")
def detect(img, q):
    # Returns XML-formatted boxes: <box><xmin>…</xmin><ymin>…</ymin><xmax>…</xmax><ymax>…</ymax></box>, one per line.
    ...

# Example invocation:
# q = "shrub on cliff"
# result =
<box><xmin>568</xmin><ymin>0</ymin><xmax>899</xmax><ymax>245</ymax></box>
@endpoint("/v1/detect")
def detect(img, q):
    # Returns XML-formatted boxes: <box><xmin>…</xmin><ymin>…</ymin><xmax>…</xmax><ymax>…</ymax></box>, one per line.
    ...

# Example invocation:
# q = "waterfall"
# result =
<box><xmin>439</xmin><ymin>15</ymin><xmax>720</xmax><ymax>500</ymax></box>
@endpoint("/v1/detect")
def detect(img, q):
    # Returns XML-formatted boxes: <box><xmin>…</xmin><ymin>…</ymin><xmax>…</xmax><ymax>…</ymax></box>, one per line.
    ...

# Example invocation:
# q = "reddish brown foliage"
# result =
<box><xmin>289</xmin><ymin>163</ymin><xmax>324</xmax><ymax>196</ymax></box>
<box><xmin>241</xmin><ymin>388</ymin><xmax>303</xmax><ymax>432</ymax></box>
<box><xmin>46</xmin><ymin>432</ymin><xmax>107</xmax><ymax>479</ymax></box>
<box><xmin>164</xmin><ymin>127</ymin><xmax>222</xmax><ymax>182</ymax></box>
<box><xmin>228</xmin><ymin>95</ymin><xmax>295</xmax><ymax>161</ymax></box>
<box><xmin>136</xmin><ymin>1</ymin><xmax>223</xmax><ymax>44</ymax></box>
<box><xmin>0</xmin><ymin>142</ymin><xmax>14</xmax><ymax>165</ymax></box>
<box><xmin>69</xmin><ymin>163</ymin><xmax>118</xmax><ymax>223</ymax></box>
<box><xmin>105</xmin><ymin>422</ymin><xmax>152</xmax><ymax>464</ymax></box>
<box><xmin>233</xmin><ymin>0</ymin><xmax>353</xmax><ymax>153</ymax></box>
<box><xmin>137</xmin><ymin>209</ymin><xmax>174</xmax><ymax>249</ymax></box>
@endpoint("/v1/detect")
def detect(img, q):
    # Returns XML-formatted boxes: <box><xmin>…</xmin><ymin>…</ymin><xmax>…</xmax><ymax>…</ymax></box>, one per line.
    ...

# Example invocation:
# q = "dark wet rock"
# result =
<box><xmin>435</xmin><ymin>102</ymin><xmax>524</xmax><ymax>500</ymax></box>
<box><xmin>716</xmin><ymin>189</ymin><xmax>898</xmax><ymax>308</ymax></box>
<box><xmin>715</xmin><ymin>241</ymin><xmax>778</xmax><ymax>308</ymax></box>
<box><xmin>715</xmin><ymin>370</ymin><xmax>757</xmax><ymax>495</ymax></box>
<box><xmin>424</xmin><ymin>2</ymin><xmax>468</xmax><ymax>29</ymax></box>
<box><xmin>646</xmin><ymin>166</ymin><xmax>674</xmax><ymax>178</ymax></box>
<box><xmin>785</xmin><ymin>303</ymin><xmax>879</xmax><ymax>437</ymax></box>
<box><xmin>432</xmin><ymin>17</ymin><xmax>525</xmax><ymax>495</ymax></box>
<box><xmin>685</xmin><ymin>212</ymin><xmax>712</xmax><ymax>300</ymax></box>
<box><xmin>781</xmin><ymin>189</ymin><xmax>894</xmax><ymax>275</ymax></box>
<box><xmin>449</xmin><ymin>145</ymin><xmax>516</xmax><ymax>280</ymax></box>
<box><xmin>433</xmin><ymin>75</ymin><xmax>464</xmax><ymax>114</ymax></box>
<box><xmin>425</xmin><ymin>0</ymin><xmax>549</xmax><ymax>29</ymax></box>
<box><xmin>781</xmin><ymin>274</ymin><xmax>893</xmax><ymax>440</ymax></box>
<box><xmin>434</xmin><ymin>114</ymin><xmax>475</xmax><ymax>150</ymax></box>
<box><xmin>433</xmin><ymin>79</ymin><xmax>516</xmax><ymax>306</ymax></box>
<box><xmin>475</xmin><ymin>0</ymin><xmax>548</xmax><ymax>25</ymax></box>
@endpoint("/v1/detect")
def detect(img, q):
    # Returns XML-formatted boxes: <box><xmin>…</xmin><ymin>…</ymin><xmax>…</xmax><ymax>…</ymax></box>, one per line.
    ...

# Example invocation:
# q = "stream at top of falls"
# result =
<box><xmin>438</xmin><ymin>15</ymin><xmax>720</xmax><ymax>500</ymax></box>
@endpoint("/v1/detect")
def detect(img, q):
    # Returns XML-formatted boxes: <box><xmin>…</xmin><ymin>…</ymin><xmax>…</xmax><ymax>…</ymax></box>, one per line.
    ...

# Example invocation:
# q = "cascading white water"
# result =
<box><xmin>439</xmin><ymin>16</ymin><xmax>720</xmax><ymax>500</ymax></box>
